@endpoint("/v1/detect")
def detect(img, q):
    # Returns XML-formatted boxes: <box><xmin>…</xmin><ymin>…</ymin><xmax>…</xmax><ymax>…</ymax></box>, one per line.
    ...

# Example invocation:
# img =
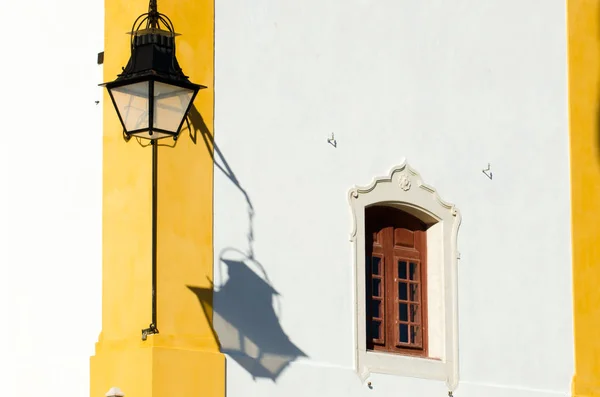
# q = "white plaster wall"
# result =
<box><xmin>0</xmin><ymin>0</ymin><xmax>103</xmax><ymax>396</ymax></box>
<box><xmin>213</xmin><ymin>0</ymin><xmax>573</xmax><ymax>396</ymax></box>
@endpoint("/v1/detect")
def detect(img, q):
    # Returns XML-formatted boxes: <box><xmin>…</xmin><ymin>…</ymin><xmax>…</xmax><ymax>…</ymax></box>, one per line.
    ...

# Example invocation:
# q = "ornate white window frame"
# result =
<box><xmin>349</xmin><ymin>162</ymin><xmax>461</xmax><ymax>391</ymax></box>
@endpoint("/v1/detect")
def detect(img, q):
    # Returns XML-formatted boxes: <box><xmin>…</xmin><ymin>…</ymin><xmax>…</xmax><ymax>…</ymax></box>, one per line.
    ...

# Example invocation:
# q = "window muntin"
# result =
<box><xmin>396</xmin><ymin>258</ymin><xmax>423</xmax><ymax>349</ymax></box>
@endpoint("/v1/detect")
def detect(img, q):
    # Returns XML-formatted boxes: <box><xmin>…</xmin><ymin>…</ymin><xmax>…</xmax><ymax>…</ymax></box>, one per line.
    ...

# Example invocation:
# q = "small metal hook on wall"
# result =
<box><xmin>482</xmin><ymin>163</ymin><xmax>492</xmax><ymax>180</ymax></box>
<box><xmin>327</xmin><ymin>132</ymin><xmax>337</xmax><ymax>148</ymax></box>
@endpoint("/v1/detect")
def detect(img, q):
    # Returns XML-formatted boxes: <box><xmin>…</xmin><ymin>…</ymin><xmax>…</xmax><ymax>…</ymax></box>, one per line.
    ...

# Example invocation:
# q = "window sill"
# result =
<box><xmin>358</xmin><ymin>349</ymin><xmax>448</xmax><ymax>382</ymax></box>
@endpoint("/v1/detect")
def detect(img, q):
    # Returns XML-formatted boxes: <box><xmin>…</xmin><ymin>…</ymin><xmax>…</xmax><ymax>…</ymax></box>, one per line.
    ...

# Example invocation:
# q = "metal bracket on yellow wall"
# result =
<box><xmin>141</xmin><ymin>323</ymin><xmax>159</xmax><ymax>341</ymax></box>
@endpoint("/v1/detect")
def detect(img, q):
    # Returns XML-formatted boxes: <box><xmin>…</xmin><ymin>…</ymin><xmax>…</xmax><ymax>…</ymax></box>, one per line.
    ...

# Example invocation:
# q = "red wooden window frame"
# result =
<box><xmin>365</xmin><ymin>206</ymin><xmax>428</xmax><ymax>356</ymax></box>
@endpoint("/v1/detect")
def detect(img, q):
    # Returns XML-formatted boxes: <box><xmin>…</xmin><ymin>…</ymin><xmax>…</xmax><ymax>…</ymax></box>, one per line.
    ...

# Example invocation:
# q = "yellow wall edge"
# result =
<box><xmin>568</xmin><ymin>1</ymin><xmax>600</xmax><ymax>396</ymax></box>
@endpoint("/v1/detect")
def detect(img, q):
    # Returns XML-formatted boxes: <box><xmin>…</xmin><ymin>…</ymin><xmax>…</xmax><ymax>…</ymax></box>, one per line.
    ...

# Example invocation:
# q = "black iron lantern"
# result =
<box><xmin>102</xmin><ymin>0</ymin><xmax>204</xmax><ymax>141</ymax></box>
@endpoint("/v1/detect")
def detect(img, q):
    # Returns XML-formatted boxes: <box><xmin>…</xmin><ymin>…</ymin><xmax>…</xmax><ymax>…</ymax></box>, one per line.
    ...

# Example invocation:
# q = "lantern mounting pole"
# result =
<box><xmin>142</xmin><ymin>140</ymin><xmax>159</xmax><ymax>341</ymax></box>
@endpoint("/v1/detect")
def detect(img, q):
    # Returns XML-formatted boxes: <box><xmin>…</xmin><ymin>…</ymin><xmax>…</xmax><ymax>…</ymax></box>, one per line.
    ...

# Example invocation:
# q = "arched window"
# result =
<box><xmin>349</xmin><ymin>162</ymin><xmax>461</xmax><ymax>391</ymax></box>
<box><xmin>365</xmin><ymin>206</ymin><xmax>428</xmax><ymax>355</ymax></box>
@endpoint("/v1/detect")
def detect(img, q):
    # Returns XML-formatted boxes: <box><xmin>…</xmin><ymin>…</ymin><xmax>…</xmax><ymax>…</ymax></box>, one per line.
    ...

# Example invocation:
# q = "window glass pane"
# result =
<box><xmin>410</xmin><ymin>304</ymin><xmax>420</xmax><ymax>323</ymax></box>
<box><xmin>409</xmin><ymin>262</ymin><xmax>419</xmax><ymax>281</ymax></box>
<box><xmin>411</xmin><ymin>325</ymin><xmax>421</xmax><ymax>345</ymax></box>
<box><xmin>398</xmin><ymin>260</ymin><xmax>407</xmax><ymax>279</ymax></box>
<box><xmin>409</xmin><ymin>283</ymin><xmax>419</xmax><ymax>302</ymax></box>
<box><xmin>372</xmin><ymin>257</ymin><xmax>381</xmax><ymax>275</ymax></box>
<box><xmin>372</xmin><ymin>279</ymin><xmax>381</xmax><ymax>297</ymax></box>
<box><xmin>371</xmin><ymin>301</ymin><xmax>380</xmax><ymax>318</ymax></box>
<box><xmin>398</xmin><ymin>282</ymin><xmax>407</xmax><ymax>300</ymax></box>
<box><xmin>399</xmin><ymin>323</ymin><xmax>409</xmax><ymax>343</ymax></box>
<box><xmin>399</xmin><ymin>303</ymin><xmax>408</xmax><ymax>321</ymax></box>
<box><xmin>371</xmin><ymin>321</ymin><xmax>381</xmax><ymax>340</ymax></box>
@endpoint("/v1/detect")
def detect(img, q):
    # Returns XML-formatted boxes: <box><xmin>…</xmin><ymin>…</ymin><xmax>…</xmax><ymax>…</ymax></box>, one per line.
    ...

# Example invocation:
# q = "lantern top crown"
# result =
<box><xmin>106</xmin><ymin>0</ymin><xmax>202</xmax><ymax>86</ymax></box>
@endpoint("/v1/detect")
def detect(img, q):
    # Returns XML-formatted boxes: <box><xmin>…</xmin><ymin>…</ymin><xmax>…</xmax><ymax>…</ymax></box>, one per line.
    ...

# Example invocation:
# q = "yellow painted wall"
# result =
<box><xmin>568</xmin><ymin>1</ymin><xmax>600</xmax><ymax>396</ymax></box>
<box><xmin>90</xmin><ymin>0</ymin><xmax>224</xmax><ymax>396</ymax></box>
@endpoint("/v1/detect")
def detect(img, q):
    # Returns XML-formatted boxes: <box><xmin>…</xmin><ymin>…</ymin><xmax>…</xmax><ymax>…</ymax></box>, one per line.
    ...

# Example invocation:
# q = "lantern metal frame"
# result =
<box><xmin>102</xmin><ymin>0</ymin><xmax>205</xmax><ymax>142</ymax></box>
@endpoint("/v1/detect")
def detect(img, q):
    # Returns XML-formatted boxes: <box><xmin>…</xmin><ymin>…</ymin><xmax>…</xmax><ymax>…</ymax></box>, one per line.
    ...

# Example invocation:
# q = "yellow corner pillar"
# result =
<box><xmin>90</xmin><ymin>0</ymin><xmax>224</xmax><ymax>396</ymax></box>
<box><xmin>568</xmin><ymin>1</ymin><xmax>600</xmax><ymax>396</ymax></box>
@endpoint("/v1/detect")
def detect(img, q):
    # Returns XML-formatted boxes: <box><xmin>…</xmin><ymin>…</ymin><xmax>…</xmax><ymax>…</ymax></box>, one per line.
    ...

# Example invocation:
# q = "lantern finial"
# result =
<box><xmin>148</xmin><ymin>0</ymin><xmax>158</xmax><ymax>28</ymax></box>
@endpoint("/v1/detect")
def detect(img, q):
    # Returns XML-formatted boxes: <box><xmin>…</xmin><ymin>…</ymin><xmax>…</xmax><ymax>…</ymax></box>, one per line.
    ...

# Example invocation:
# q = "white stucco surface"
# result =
<box><xmin>0</xmin><ymin>0</ymin><xmax>103</xmax><ymax>395</ymax></box>
<box><xmin>0</xmin><ymin>0</ymin><xmax>574</xmax><ymax>396</ymax></box>
<box><xmin>213</xmin><ymin>0</ymin><xmax>573</xmax><ymax>396</ymax></box>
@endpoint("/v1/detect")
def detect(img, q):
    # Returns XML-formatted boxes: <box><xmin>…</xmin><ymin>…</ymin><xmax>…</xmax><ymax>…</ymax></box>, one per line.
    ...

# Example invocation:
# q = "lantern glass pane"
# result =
<box><xmin>110</xmin><ymin>82</ymin><xmax>150</xmax><ymax>132</ymax></box>
<box><xmin>153</xmin><ymin>82</ymin><xmax>194</xmax><ymax>133</ymax></box>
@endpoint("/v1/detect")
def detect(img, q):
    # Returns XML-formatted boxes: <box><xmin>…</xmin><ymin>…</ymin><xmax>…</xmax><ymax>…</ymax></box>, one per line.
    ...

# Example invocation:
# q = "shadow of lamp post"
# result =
<box><xmin>188</xmin><ymin>258</ymin><xmax>307</xmax><ymax>381</ymax></box>
<box><xmin>100</xmin><ymin>0</ymin><xmax>205</xmax><ymax>340</ymax></box>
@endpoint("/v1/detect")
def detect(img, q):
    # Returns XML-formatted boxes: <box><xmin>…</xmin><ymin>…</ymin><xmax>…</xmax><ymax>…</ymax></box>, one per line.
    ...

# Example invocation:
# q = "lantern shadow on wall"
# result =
<box><xmin>188</xmin><ymin>256</ymin><xmax>307</xmax><ymax>381</ymax></box>
<box><xmin>184</xmin><ymin>106</ymin><xmax>307</xmax><ymax>381</ymax></box>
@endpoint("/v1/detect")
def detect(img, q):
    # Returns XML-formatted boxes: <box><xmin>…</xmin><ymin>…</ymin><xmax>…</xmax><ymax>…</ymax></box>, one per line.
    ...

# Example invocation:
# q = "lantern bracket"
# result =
<box><xmin>141</xmin><ymin>323</ymin><xmax>159</xmax><ymax>341</ymax></box>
